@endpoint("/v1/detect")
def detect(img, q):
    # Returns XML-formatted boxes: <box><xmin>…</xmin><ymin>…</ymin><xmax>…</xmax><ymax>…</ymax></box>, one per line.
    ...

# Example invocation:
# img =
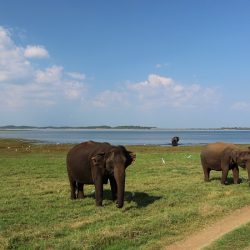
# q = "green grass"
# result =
<box><xmin>204</xmin><ymin>222</ymin><xmax>250</xmax><ymax>250</ymax></box>
<box><xmin>0</xmin><ymin>139</ymin><xmax>250</xmax><ymax>249</ymax></box>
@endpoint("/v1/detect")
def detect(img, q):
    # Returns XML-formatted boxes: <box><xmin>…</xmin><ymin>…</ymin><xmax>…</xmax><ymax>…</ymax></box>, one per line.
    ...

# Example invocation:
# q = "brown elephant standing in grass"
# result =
<box><xmin>200</xmin><ymin>142</ymin><xmax>250</xmax><ymax>185</ymax></box>
<box><xmin>67</xmin><ymin>141</ymin><xmax>136</xmax><ymax>208</ymax></box>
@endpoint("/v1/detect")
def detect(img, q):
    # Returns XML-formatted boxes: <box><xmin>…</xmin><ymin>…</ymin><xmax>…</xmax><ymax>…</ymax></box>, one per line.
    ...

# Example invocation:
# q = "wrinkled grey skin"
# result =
<box><xmin>200</xmin><ymin>142</ymin><xmax>250</xmax><ymax>185</ymax></box>
<box><xmin>66</xmin><ymin>141</ymin><xmax>136</xmax><ymax>208</ymax></box>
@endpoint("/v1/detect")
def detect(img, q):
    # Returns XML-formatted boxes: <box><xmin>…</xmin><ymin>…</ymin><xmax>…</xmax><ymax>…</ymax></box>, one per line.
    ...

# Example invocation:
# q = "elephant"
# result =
<box><xmin>171</xmin><ymin>136</ymin><xmax>179</xmax><ymax>146</ymax></box>
<box><xmin>66</xmin><ymin>140</ymin><xmax>136</xmax><ymax>208</ymax></box>
<box><xmin>200</xmin><ymin>142</ymin><xmax>250</xmax><ymax>185</ymax></box>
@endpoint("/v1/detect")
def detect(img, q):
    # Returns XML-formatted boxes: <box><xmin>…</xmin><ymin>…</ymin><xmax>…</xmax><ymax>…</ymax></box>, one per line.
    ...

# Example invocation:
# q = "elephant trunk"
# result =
<box><xmin>114</xmin><ymin>167</ymin><xmax>125</xmax><ymax>208</ymax></box>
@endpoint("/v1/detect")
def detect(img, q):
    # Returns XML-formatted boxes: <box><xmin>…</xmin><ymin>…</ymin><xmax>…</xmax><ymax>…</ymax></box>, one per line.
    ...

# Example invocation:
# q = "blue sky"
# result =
<box><xmin>0</xmin><ymin>0</ymin><xmax>250</xmax><ymax>128</ymax></box>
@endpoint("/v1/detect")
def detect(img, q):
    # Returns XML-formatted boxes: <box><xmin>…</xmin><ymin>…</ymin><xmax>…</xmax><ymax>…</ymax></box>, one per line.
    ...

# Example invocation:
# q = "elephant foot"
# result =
<box><xmin>112</xmin><ymin>196</ymin><xmax>117</xmax><ymax>202</ymax></box>
<box><xmin>70</xmin><ymin>194</ymin><xmax>77</xmax><ymax>199</ymax></box>
<box><xmin>77</xmin><ymin>191</ymin><xmax>84</xmax><ymax>199</ymax></box>
<box><xmin>116</xmin><ymin>201</ymin><xmax>123</xmax><ymax>208</ymax></box>
<box><xmin>96</xmin><ymin>201</ymin><xmax>103</xmax><ymax>207</ymax></box>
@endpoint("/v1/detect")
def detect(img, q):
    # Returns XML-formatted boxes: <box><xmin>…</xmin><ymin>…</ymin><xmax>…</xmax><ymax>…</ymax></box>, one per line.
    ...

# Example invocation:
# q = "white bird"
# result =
<box><xmin>161</xmin><ymin>158</ymin><xmax>166</xmax><ymax>164</ymax></box>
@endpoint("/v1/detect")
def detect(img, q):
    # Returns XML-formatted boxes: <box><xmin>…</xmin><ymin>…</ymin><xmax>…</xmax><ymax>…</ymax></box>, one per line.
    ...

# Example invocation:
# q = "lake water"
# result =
<box><xmin>0</xmin><ymin>129</ymin><xmax>250</xmax><ymax>145</ymax></box>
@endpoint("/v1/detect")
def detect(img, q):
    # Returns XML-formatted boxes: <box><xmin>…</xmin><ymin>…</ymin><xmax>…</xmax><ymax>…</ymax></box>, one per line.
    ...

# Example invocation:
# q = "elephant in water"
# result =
<box><xmin>200</xmin><ymin>142</ymin><xmax>250</xmax><ymax>185</ymax></box>
<box><xmin>66</xmin><ymin>141</ymin><xmax>136</xmax><ymax>208</ymax></box>
<box><xmin>171</xmin><ymin>136</ymin><xmax>179</xmax><ymax>146</ymax></box>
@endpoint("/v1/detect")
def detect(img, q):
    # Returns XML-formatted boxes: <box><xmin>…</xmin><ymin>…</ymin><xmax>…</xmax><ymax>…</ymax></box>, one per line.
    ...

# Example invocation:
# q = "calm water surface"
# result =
<box><xmin>0</xmin><ymin>129</ymin><xmax>250</xmax><ymax>145</ymax></box>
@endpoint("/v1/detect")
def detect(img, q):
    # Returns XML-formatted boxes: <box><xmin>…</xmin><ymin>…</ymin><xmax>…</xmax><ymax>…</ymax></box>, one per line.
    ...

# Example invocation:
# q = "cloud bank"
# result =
<box><xmin>91</xmin><ymin>74</ymin><xmax>218</xmax><ymax>112</ymax></box>
<box><xmin>0</xmin><ymin>26</ymin><xmax>86</xmax><ymax>111</ymax></box>
<box><xmin>0</xmin><ymin>26</ymin><xmax>222</xmax><ymax>126</ymax></box>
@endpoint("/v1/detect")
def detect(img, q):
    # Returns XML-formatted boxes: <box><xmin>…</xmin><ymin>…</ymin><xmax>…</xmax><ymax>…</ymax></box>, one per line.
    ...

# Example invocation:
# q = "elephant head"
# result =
<box><xmin>231</xmin><ymin>148</ymin><xmax>250</xmax><ymax>168</ymax></box>
<box><xmin>91</xmin><ymin>146</ymin><xmax>136</xmax><ymax>208</ymax></box>
<box><xmin>231</xmin><ymin>148</ymin><xmax>250</xmax><ymax>186</ymax></box>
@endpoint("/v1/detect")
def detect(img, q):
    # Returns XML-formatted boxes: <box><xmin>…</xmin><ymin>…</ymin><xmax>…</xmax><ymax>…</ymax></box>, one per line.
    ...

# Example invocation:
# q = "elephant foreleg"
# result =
<box><xmin>221</xmin><ymin>167</ymin><xmax>229</xmax><ymax>184</ymax></box>
<box><xmin>232</xmin><ymin>167</ymin><xmax>239</xmax><ymax>184</ymax></box>
<box><xmin>109</xmin><ymin>176</ymin><xmax>118</xmax><ymax>201</ymax></box>
<box><xmin>77</xmin><ymin>183</ymin><xmax>84</xmax><ymax>199</ymax></box>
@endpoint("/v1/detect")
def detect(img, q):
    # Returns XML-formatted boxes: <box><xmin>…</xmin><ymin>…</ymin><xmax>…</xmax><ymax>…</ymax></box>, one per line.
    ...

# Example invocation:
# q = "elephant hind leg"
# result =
<box><xmin>247</xmin><ymin>167</ymin><xmax>250</xmax><ymax>187</ymax></box>
<box><xmin>68</xmin><ymin>176</ymin><xmax>77</xmax><ymax>199</ymax></box>
<box><xmin>203</xmin><ymin>166</ymin><xmax>211</xmax><ymax>182</ymax></box>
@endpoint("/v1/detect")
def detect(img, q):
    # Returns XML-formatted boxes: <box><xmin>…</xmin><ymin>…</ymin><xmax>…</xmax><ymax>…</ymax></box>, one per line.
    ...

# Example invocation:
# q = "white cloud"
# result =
<box><xmin>24</xmin><ymin>45</ymin><xmax>49</xmax><ymax>58</ymax></box>
<box><xmin>35</xmin><ymin>66</ymin><xmax>63</xmax><ymax>84</ymax></box>
<box><xmin>0</xmin><ymin>27</ymin><xmax>13</xmax><ymax>48</ymax></box>
<box><xmin>63</xmin><ymin>80</ymin><xmax>86</xmax><ymax>100</ymax></box>
<box><xmin>231</xmin><ymin>102</ymin><xmax>250</xmax><ymax>110</ymax></box>
<box><xmin>0</xmin><ymin>27</ymin><xmax>33</xmax><ymax>83</ymax></box>
<box><xmin>129</xmin><ymin>74</ymin><xmax>173</xmax><ymax>91</ymax></box>
<box><xmin>155</xmin><ymin>63</ymin><xmax>169</xmax><ymax>69</ymax></box>
<box><xmin>0</xmin><ymin>84</ymin><xmax>26</xmax><ymax>108</ymax></box>
<box><xmin>0</xmin><ymin>26</ymin><xmax>87</xmax><ymax>111</ymax></box>
<box><xmin>67</xmin><ymin>72</ymin><xmax>86</xmax><ymax>81</ymax></box>
<box><xmin>92</xmin><ymin>74</ymin><xmax>218</xmax><ymax>111</ymax></box>
<box><xmin>128</xmin><ymin>74</ymin><xmax>217</xmax><ymax>109</ymax></box>
<box><xmin>92</xmin><ymin>90</ymin><xmax>127</xmax><ymax>107</ymax></box>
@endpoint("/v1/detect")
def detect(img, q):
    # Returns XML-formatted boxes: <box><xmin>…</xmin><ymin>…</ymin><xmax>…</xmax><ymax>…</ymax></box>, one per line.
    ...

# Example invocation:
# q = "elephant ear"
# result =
<box><xmin>130</xmin><ymin>152</ymin><xmax>136</xmax><ymax>163</ymax></box>
<box><xmin>91</xmin><ymin>152</ymin><xmax>106</xmax><ymax>169</ymax></box>
<box><xmin>126</xmin><ymin>151</ymin><xmax>136</xmax><ymax>166</ymax></box>
<box><xmin>231</xmin><ymin>149</ymin><xmax>239</xmax><ymax>163</ymax></box>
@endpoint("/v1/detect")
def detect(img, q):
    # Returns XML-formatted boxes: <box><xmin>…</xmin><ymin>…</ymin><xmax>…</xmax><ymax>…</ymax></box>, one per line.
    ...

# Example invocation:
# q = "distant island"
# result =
<box><xmin>220</xmin><ymin>127</ymin><xmax>250</xmax><ymax>130</ymax></box>
<box><xmin>1</xmin><ymin>125</ymin><xmax>250</xmax><ymax>130</ymax></box>
<box><xmin>0</xmin><ymin>125</ymin><xmax>156</xmax><ymax>130</ymax></box>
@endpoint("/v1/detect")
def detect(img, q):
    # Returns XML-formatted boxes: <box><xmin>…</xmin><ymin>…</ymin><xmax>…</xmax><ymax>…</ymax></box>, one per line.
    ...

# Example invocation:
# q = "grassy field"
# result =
<box><xmin>204</xmin><ymin>222</ymin><xmax>250</xmax><ymax>250</ymax></box>
<box><xmin>1</xmin><ymin>139</ymin><xmax>250</xmax><ymax>249</ymax></box>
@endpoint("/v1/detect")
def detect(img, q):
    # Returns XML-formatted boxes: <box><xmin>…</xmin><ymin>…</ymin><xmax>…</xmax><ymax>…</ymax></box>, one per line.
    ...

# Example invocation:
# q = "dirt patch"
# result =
<box><xmin>165</xmin><ymin>206</ymin><xmax>250</xmax><ymax>250</ymax></box>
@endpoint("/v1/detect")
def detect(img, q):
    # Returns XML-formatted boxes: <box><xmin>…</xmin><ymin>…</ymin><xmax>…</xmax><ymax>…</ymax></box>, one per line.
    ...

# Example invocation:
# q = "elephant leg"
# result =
<box><xmin>248</xmin><ymin>172</ymin><xmax>250</xmax><ymax>187</ymax></box>
<box><xmin>221</xmin><ymin>168</ymin><xmax>229</xmax><ymax>184</ymax></box>
<box><xmin>69</xmin><ymin>176</ymin><xmax>77</xmax><ymax>199</ymax></box>
<box><xmin>94</xmin><ymin>178</ymin><xmax>103</xmax><ymax>206</ymax></box>
<box><xmin>203</xmin><ymin>166</ymin><xmax>211</xmax><ymax>182</ymax></box>
<box><xmin>232</xmin><ymin>167</ymin><xmax>239</xmax><ymax>184</ymax></box>
<box><xmin>77</xmin><ymin>183</ymin><xmax>84</xmax><ymax>199</ymax></box>
<box><xmin>109</xmin><ymin>176</ymin><xmax>118</xmax><ymax>201</ymax></box>
<box><xmin>247</xmin><ymin>165</ymin><xmax>250</xmax><ymax>187</ymax></box>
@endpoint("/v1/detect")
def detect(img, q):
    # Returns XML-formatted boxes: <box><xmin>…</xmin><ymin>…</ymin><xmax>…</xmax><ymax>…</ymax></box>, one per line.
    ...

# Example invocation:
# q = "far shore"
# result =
<box><xmin>1</xmin><ymin>125</ymin><xmax>250</xmax><ymax>131</ymax></box>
